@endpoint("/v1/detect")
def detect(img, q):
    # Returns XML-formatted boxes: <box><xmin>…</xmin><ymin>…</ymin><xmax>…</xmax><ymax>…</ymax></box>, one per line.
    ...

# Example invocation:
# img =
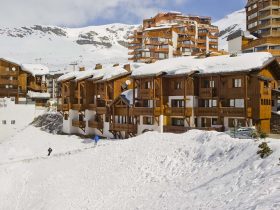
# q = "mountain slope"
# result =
<box><xmin>214</xmin><ymin>9</ymin><xmax>246</xmax><ymax>51</ymax></box>
<box><xmin>0</xmin><ymin>9</ymin><xmax>246</xmax><ymax>72</ymax></box>
<box><xmin>0</xmin><ymin>24</ymin><xmax>138</xmax><ymax>72</ymax></box>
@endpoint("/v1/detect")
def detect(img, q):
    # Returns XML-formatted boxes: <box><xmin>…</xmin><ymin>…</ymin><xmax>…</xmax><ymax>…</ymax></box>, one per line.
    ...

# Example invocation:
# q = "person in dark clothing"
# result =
<box><xmin>48</xmin><ymin>148</ymin><xmax>53</xmax><ymax>156</ymax></box>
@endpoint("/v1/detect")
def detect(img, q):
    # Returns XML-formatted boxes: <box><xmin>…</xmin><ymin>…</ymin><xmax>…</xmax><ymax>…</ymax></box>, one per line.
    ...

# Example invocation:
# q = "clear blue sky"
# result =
<box><xmin>89</xmin><ymin>0</ymin><xmax>247</xmax><ymax>26</ymax></box>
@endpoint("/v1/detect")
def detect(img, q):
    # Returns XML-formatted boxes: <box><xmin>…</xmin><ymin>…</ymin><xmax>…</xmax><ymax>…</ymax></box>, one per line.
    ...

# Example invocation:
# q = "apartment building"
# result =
<box><xmin>242</xmin><ymin>0</ymin><xmax>280</xmax><ymax>61</ymax></box>
<box><xmin>59</xmin><ymin>52</ymin><xmax>280</xmax><ymax>137</ymax></box>
<box><xmin>0</xmin><ymin>58</ymin><xmax>50</xmax><ymax>106</ymax></box>
<box><xmin>128</xmin><ymin>11</ymin><xmax>219</xmax><ymax>63</ymax></box>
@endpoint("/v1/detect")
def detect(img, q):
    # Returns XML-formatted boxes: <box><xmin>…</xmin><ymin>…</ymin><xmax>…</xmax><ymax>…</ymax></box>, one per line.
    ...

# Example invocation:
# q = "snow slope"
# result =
<box><xmin>214</xmin><ymin>9</ymin><xmax>246</xmax><ymax>51</ymax></box>
<box><xmin>0</xmin><ymin>126</ymin><xmax>279</xmax><ymax>210</ymax></box>
<box><xmin>0</xmin><ymin>24</ymin><xmax>138</xmax><ymax>72</ymax></box>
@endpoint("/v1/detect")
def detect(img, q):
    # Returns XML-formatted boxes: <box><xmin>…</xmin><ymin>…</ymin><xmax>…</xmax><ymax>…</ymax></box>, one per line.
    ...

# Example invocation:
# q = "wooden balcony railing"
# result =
<box><xmin>0</xmin><ymin>71</ymin><xmax>18</xmax><ymax>76</ymax></box>
<box><xmin>109</xmin><ymin>123</ymin><xmax>137</xmax><ymax>133</ymax></box>
<box><xmin>128</xmin><ymin>45</ymin><xmax>142</xmax><ymax>50</ymax></box>
<box><xmin>87</xmin><ymin>103</ymin><xmax>97</xmax><ymax>110</ymax></box>
<box><xmin>259</xmin><ymin>0</ymin><xmax>280</xmax><ymax>10</ymax></box>
<box><xmin>138</xmin><ymin>89</ymin><xmax>154</xmax><ymax>99</ymax></box>
<box><xmin>194</xmin><ymin>107</ymin><xmax>219</xmax><ymax>116</ymax></box>
<box><xmin>72</xmin><ymin>120</ymin><xmax>86</xmax><ymax>128</ymax></box>
<box><xmin>71</xmin><ymin>104</ymin><xmax>85</xmax><ymax>111</ymax></box>
<box><xmin>199</xmin><ymin>88</ymin><xmax>217</xmax><ymax>98</ymax></box>
<box><xmin>154</xmin><ymin>48</ymin><xmax>169</xmax><ymax>53</ymax></box>
<box><xmin>220</xmin><ymin>107</ymin><xmax>245</xmax><ymax>117</ymax></box>
<box><xmin>88</xmin><ymin>120</ymin><xmax>103</xmax><ymax>129</ymax></box>
<box><xmin>0</xmin><ymin>89</ymin><xmax>18</xmax><ymax>95</ymax></box>
<box><xmin>132</xmin><ymin>107</ymin><xmax>161</xmax><ymax>116</ymax></box>
<box><xmin>243</xmin><ymin>37</ymin><xmax>280</xmax><ymax>50</ymax></box>
<box><xmin>28</xmin><ymin>82</ymin><xmax>47</xmax><ymax>92</ymax></box>
<box><xmin>96</xmin><ymin>107</ymin><xmax>107</xmax><ymax>114</ymax></box>
<box><xmin>0</xmin><ymin>79</ymin><xmax>18</xmax><ymax>85</ymax></box>
<box><xmin>164</xmin><ymin>107</ymin><xmax>192</xmax><ymax>116</ymax></box>
<box><xmin>57</xmin><ymin>104</ymin><xmax>70</xmax><ymax>111</ymax></box>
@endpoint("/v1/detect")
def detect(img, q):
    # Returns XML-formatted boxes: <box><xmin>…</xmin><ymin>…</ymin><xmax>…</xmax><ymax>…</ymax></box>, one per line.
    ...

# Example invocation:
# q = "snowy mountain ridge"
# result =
<box><xmin>0</xmin><ymin>9</ymin><xmax>246</xmax><ymax>72</ymax></box>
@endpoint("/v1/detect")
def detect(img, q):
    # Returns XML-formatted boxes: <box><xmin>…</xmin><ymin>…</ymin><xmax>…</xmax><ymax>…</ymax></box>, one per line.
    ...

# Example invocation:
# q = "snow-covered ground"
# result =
<box><xmin>0</xmin><ymin>126</ymin><xmax>279</xmax><ymax>210</ymax></box>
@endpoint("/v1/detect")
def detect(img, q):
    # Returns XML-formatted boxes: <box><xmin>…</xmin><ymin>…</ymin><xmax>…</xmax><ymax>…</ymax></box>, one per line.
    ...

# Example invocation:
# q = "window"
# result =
<box><xmin>171</xmin><ymin>118</ymin><xmax>184</xmax><ymax>126</ymax></box>
<box><xmin>263</xmin><ymin>81</ymin><xmax>269</xmax><ymax>88</ymax></box>
<box><xmin>212</xmin><ymin>118</ymin><xmax>218</xmax><ymax>125</ymax></box>
<box><xmin>210</xmin><ymin>81</ymin><xmax>215</xmax><ymax>88</ymax></box>
<box><xmin>174</xmin><ymin>81</ymin><xmax>183</xmax><ymax>90</ymax></box>
<box><xmin>233</xmin><ymin>79</ymin><xmax>242</xmax><ymax>88</ymax></box>
<box><xmin>143</xmin><ymin>116</ymin><xmax>153</xmax><ymax>125</ymax></box>
<box><xmin>144</xmin><ymin>81</ymin><xmax>152</xmax><ymax>89</ymax></box>
<box><xmin>171</xmin><ymin>100</ymin><xmax>184</xmax><ymax>107</ymax></box>
<box><xmin>11</xmin><ymin>120</ymin><xmax>15</xmax><ymax>125</ymax></box>
<box><xmin>2</xmin><ymin>120</ymin><xmax>6</xmax><ymax>125</ymax></box>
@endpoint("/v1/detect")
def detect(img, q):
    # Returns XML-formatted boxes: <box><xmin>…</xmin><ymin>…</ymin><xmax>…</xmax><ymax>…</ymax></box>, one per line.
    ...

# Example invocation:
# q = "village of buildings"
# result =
<box><xmin>1</xmin><ymin>0</ymin><xmax>280</xmax><ymax>139</ymax></box>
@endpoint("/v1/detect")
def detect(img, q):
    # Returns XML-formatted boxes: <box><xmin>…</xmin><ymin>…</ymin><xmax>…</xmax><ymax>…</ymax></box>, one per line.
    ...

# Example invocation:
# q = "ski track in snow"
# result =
<box><xmin>0</xmin><ymin>126</ymin><xmax>279</xmax><ymax>210</ymax></box>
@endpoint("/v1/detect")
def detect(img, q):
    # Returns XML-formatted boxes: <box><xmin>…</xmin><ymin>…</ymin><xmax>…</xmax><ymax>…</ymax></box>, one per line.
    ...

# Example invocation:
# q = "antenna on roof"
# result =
<box><xmin>35</xmin><ymin>58</ymin><xmax>42</xmax><ymax>63</ymax></box>
<box><xmin>69</xmin><ymin>61</ymin><xmax>78</xmax><ymax>71</ymax></box>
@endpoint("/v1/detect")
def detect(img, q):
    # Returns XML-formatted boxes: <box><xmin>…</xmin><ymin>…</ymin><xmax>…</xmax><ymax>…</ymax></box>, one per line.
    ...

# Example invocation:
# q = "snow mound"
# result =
<box><xmin>0</xmin><ymin>128</ymin><xmax>279</xmax><ymax>210</ymax></box>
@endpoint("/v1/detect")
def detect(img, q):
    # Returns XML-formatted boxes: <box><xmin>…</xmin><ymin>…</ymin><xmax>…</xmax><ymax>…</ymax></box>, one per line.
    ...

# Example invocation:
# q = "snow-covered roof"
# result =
<box><xmin>131</xmin><ymin>52</ymin><xmax>274</xmax><ymax>77</ymax></box>
<box><xmin>21</xmin><ymin>64</ymin><xmax>49</xmax><ymax>76</ymax></box>
<box><xmin>58</xmin><ymin>63</ymin><xmax>146</xmax><ymax>82</ymax></box>
<box><xmin>0</xmin><ymin>57</ymin><xmax>22</xmax><ymax>66</ymax></box>
<box><xmin>27</xmin><ymin>91</ymin><xmax>50</xmax><ymax>99</ymax></box>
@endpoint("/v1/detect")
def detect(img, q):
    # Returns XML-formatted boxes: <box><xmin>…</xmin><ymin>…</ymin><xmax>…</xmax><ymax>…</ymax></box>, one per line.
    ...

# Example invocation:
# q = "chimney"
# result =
<box><xmin>113</xmin><ymin>63</ymin><xmax>119</xmax><ymax>67</ymax></box>
<box><xmin>123</xmin><ymin>64</ymin><xmax>131</xmax><ymax>72</ymax></box>
<box><xmin>95</xmin><ymin>64</ymin><xmax>102</xmax><ymax>70</ymax></box>
<box><xmin>79</xmin><ymin>67</ymin><xmax>85</xmax><ymax>71</ymax></box>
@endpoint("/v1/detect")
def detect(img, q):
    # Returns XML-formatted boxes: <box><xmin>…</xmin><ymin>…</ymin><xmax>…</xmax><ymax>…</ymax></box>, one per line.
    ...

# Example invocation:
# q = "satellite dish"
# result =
<box><xmin>12</xmin><ymin>67</ymin><xmax>16</xmax><ymax>71</ymax></box>
<box><xmin>125</xmin><ymin>80</ymin><xmax>131</xmax><ymax>86</ymax></box>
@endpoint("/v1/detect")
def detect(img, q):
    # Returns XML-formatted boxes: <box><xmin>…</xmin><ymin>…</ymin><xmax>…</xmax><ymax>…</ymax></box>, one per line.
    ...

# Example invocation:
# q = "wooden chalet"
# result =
<box><xmin>0</xmin><ymin>58</ymin><xmax>50</xmax><ymax>105</ymax></box>
<box><xmin>59</xmin><ymin>52</ymin><xmax>280</xmax><ymax>138</ymax></box>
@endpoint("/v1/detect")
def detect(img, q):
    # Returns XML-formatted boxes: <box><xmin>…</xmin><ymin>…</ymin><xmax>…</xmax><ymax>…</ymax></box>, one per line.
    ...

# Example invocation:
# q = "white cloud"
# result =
<box><xmin>0</xmin><ymin>0</ymin><xmax>178</xmax><ymax>27</ymax></box>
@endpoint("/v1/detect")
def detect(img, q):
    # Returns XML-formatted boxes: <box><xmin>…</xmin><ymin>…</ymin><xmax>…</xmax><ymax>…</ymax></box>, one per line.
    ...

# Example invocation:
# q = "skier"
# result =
<box><xmin>94</xmin><ymin>135</ymin><xmax>100</xmax><ymax>145</ymax></box>
<box><xmin>47</xmin><ymin>148</ymin><xmax>53</xmax><ymax>156</ymax></box>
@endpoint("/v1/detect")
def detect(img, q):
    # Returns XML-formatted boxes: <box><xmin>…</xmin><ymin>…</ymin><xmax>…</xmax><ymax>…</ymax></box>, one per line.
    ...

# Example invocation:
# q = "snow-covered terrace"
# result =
<box><xmin>131</xmin><ymin>52</ymin><xmax>274</xmax><ymax>77</ymax></box>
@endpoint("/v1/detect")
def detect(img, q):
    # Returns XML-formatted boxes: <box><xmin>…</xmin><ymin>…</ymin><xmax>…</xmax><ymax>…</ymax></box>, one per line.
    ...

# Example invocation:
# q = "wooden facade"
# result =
<box><xmin>0</xmin><ymin>58</ymin><xmax>49</xmax><ymax>105</ymax></box>
<box><xmin>59</xmin><ymin>57</ymin><xmax>280</xmax><ymax>137</ymax></box>
<box><xmin>128</xmin><ymin>12</ymin><xmax>219</xmax><ymax>63</ymax></box>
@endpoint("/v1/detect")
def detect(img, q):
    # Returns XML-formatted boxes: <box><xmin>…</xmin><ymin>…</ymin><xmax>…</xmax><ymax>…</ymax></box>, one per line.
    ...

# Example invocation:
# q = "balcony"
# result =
<box><xmin>96</xmin><ymin>107</ymin><xmax>107</xmax><ymax>115</ymax></box>
<box><xmin>87</xmin><ymin>103</ymin><xmax>96</xmax><ymax>110</ymax></box>
<box><xmin>57</xmin><ymin>104</ymin><xmax>70</xmax><ymax>111</ymax></box>
<box><xmin>173</xmin><ymin>50</ymin><xmax>182</xmax><ymax>56</ymax></box>
<box><xmin>128</xmin><ymin>45</ymin><xmax>142</xmax><ymax>50</ymax></box>
<box><xmin>0</xmin><ymin>88</ymin><xmax>18</xmax><ymax>95</ymax></box>
<box><xmin>220</xmin><ymin>108</ymin><xmax>245</xmax><ymax>117</ymax></box>
<box><xmin>28</xmin><ymin>82</ymin><xmax>47</xmax><ymax>92</ymax></box>
<box><xmin>109</xmin><ymin>123</ymin><xmax>137</xmax><ymax>133</ymax></box>
<box><xmin>259</xmin><ymin>0</ymin><xmax>280</xmax><ymax>11</ymax></box>
<box><xmin>199</xmin><ymin>88</ymin><xmax>217</xmax><ymax>98</ymax></box>
<box><xmin>163</xmin><ymin>125</ymin><xmax>189</xmax><ymax>133</ymax></box>
<box><xmin>0</xmin><ymin>79</ymin><xmax>18</xmax><ymax>85</ymax></box>
<box><xmin>154</xmin><ymin>48</ymin><xmax>169</xmax><ymax>53</ymax></box>
<box><xmin>72</xmin><ymin>120</ymin><xmax>86</xmax><ymax>128</ymax></box>
<box><xmin>242</xmin><ymin>37</ymin><xmax>280</xmax><ymax>50</ymax></box>
<box><xmin>71</xmin><ymin>104</ymin><xmax>85</xmax><ymax>111</ymax></box>
<box><xmin>88</xmin><ymin>120</ymin><xmax>103</xmax><ymax>129</ymax></box>
<box><xmin>132</xmin><ymin>107</ymin><xmax>161</xmax><ymax>116</ymax></box>
<box><xmin>164</xmin><ymin>107</ymin><xmax>192</xmax><ymax>116</ymax></box>
<box><xmin>194</xmin><ymin>107</ymin><xmax>219</xmax><ymax>116</ymax></box>
<box><xmin>138</xmin><ymin>89</ymin><xmax>154</xmax><ymax>99</ymax></box>
<box><xmin>259</xmin><ymin>10</ymin><xmax>280</xmax><ymax>19</ymax></box>
<box><xmin>0</xmin><ymin>71</ymin><xmax>18</xmax><ymax>76</ymax></box>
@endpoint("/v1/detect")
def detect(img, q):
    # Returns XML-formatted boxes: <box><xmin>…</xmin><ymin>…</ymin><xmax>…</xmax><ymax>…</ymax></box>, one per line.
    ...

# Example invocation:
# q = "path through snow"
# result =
<box><xmin>0</xmin><ymin>126</ymin><xmax>279</xmax><ymax>210</ymax></box>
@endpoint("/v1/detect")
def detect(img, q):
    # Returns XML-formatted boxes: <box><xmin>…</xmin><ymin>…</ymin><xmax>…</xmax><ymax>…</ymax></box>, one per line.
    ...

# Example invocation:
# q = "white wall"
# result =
<box><xmin>228</xmin><ymin>37</ymin><xmax>242</xmax><ymax>54</ymax></box>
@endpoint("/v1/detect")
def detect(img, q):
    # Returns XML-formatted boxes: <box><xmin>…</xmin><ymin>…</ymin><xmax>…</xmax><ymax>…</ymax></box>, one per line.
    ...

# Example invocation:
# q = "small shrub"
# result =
<box><xmin>259</xmin><ymin>132</ymin><xmax>268</xmax><ymax>140</ymax></box>
<box><xmin>257</xmin><ymin>142</ymin><xmax>273</xmax><ymax>159</ymax></box>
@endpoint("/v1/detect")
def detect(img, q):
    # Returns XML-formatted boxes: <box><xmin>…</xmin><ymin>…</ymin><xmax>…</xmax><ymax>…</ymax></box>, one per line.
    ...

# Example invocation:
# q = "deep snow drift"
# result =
<box><xmin>0</xmin><ymin>126</ymin><xmax>279</xmax><ymax>210</ymax></box>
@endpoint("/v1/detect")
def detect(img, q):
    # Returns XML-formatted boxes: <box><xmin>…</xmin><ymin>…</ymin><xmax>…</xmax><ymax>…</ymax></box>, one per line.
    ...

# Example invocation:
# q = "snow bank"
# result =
<box><xmin>0</xmin><ymin>128</ymin><xmax>279</xmax><ymax>210</ymax></box>
<box><xmin>132</xmin><ymin>52</ymin><xmax>273</xmax><ymax>77</ymax></box>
